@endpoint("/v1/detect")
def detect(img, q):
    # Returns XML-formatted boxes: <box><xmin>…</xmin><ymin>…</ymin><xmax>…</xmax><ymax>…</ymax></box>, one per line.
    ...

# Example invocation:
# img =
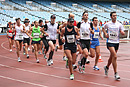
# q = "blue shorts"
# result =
<box><xmin>90</xmin><ymin>40</ymin><xmax>100</xmax><ymax>49</ymax></box>
<box><xmin>31</xmin><ymin>40</ymin><xmax>41</xmax><ymax>44</ymax></box>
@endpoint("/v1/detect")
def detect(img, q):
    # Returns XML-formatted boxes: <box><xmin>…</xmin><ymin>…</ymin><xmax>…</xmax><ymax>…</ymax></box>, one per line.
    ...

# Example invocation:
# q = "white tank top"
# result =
<box><xmin>80</xmin><ymin>21</ymin><xmax>91</xmax><ymax>40</ymax></box>
<box><xmin>23</xmin><ymin>25</ymin><xmax>30</xmax><ymax>38</ymax></box>
<box><xmin>15</xmin><ymin>24</ymin><xmax>23</xmax><ymax>40</ymax></box>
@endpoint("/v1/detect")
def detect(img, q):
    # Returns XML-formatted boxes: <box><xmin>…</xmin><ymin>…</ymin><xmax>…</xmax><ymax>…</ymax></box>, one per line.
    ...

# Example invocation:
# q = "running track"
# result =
<box><xmin>0</xmin><ymin>35</ymin><xmax>130</xmax><ymax>87</ymax></box>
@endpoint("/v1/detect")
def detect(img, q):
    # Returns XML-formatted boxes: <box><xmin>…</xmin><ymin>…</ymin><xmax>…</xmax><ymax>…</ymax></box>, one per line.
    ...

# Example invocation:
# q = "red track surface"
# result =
<box><xmin>0</xmin><ymin>35</ymin><xmax>130</xmax><ymax>87</ymax></box>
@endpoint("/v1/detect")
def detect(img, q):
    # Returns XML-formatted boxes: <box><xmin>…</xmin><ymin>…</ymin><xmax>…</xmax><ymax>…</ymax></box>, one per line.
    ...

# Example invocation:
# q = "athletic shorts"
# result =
<box><xmin>64</xmin><ymin>44</ymin><xmax>77</xmax><ymax>53</ymax></box>
<box><xmin>47</xmin><ymin>39</ymin><xmax>56</xmax><ymax>44</ymax></box>
<box><xmin>31</xmin><ymin>40</ymin><xmax>41</xmax><ymax>44</ymax></box>
<box><xmin>80</xmin><ymin>39</ymin><xmax>90</xmax><ymax>51</ymax></box>
<box><xmin>90</xmin><ymin>40</ymin><xmax>100</xmax><ymax>49</ymax></box>
<box><xmin>58</xmin><ymin>34</ymin><xmax>64</xmax><ymax>45</ymax></box>
<box><xmin>107</xmin><ymin>43</ymin><xmax>119</xmax><ymax>51</ymax></box>
<box><xmin>15</xmin><ymin>40</ymin><xmax>23</xmax><ymax>43</ymax></box>
<box><xmin>23</xmin><ymin>38</ymin><xmax>30</xmax><ymax>45</ymax></box>
<box><xmin>8</xmin><ymin>35</ymin><xmax>15</xmax><ymax>40</ymax></box>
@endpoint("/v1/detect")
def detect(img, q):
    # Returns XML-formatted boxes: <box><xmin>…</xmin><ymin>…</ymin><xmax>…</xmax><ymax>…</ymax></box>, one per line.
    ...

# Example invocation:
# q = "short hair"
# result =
<box><xmin>92</xmin><ymin>17</ymin><xmax>97</xmax><ymax>21</ymax></box>
<box><xmin>15</xmin><ymin>18</ymin><xmax>20</xmax><ymax>22</ymax></box>
<box><xmin>110</xmin><ymin>11</ymin><xmax>116</xmax><ymax>17</ymax></box>
<box><xmin>39</xmin><ymin>20</ymin><xmax>43</xmax><ymax>24</ymax></box>
<box><xmin>34</xmin><ymin>21</ymin><xmax>38</xmax><ymax>24</ymax></box>
<box><xmin>82</xmin><ymin>10</ymin><xmax>88</xmax><ymax>16</ymax></box>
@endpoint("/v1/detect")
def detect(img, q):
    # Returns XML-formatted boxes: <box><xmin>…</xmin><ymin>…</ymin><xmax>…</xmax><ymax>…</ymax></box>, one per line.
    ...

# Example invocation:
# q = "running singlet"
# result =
<box><xmin>103</xmin><ymin>21</ymin><xmax>124</xmax><ymax>43</ymax></box>
<box><xmin>23</xmin><ymin>25</ymin><xmax>30</xmax><ymax>38</ymax></box>
<box><xmin>91</xmin><ymin>27</ymin><xmax>100</xmax><ymax>41</ymax></box>
<box><xmin>15</xmin><ymin>24</ymin><xmax>23</xmax><ymax>40</ymax></box>
<box><xmin>77</xmin><ymin>21</ymin><xmax>91</xmax><ymax>40</ymax></box>
<box><xmin>32</xmin><ymin>26</ymin><xmax>41</xmax><ymax>41</ymax></box>
<box><xmin>8</xmin><ymin>29</ymin><xmax>13</xmax><ymax>38</ymax></box>
<box><xmin>64</xmin><ymin>26</ymin><xmax>77</xmax><ymax>44</ymax></box>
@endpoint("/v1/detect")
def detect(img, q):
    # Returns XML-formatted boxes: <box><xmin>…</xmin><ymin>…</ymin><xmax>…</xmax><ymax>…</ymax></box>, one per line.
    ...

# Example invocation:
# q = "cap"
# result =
<box><xmin>24</xmin><ymin>20</ymin><xmax>29</xmax><ymax>23</ymax></box>
<box><xmin>62</xmin><ymin>19</ymin><xmax>67</xmax><ymax>23</ymax></box>
<box><xmin>51</xmin><ymin>15</ymin><xmax>56</xmax><ymax>19</ymax></box>
<box><xmin>68</xmin><ymin>18</ymin><xmax>74</xmax><ymax>22</ymax></box>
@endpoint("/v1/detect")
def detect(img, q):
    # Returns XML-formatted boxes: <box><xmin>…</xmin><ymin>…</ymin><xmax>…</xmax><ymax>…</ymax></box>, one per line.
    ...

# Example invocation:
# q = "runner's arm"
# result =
<box><xmin>99</xmin><ymin>26</ymin><xmax>103</xmax><ymax>40</ymax></box>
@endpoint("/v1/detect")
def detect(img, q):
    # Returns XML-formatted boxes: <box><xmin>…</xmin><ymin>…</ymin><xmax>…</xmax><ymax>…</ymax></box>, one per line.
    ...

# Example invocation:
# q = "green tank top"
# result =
<box><xmin>32</xmin><ymin>26</ymin><xmax>41</xmax><ymax>41</ymax></box>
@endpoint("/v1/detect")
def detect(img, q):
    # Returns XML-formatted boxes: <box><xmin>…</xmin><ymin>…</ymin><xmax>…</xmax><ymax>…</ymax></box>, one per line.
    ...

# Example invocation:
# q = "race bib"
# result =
<box><xmin>93</xmin><ymin>32</ymin><xmax>99</xmax><ymax>38</ymax></box>
<box><xmin>109</xmin><ymin>31</ymin><xmax>118</xmax><ymax>40</ymax></box>
<box><xmin>66</xmin><ymin>35</ymin><xmax>75</xmax><ymax>43</ymax></box>
<box><xmin>33</xmin><ymin>33</ymin><xmax>39</xmax><ymax>38</ymax></box>
<box><xmin>81</xmin><ymin>31</ymin><xmax>89</xmax><ymax>38</ymax></box>
<box><xmin>8</xmin><ymin>33</ymin><xmax>12</xmax><ymax>37</ymax></box>
<box><xmin>18</xmin><ymin>33</ymin><xmax>23</xmax><ymax>39</ymax></box>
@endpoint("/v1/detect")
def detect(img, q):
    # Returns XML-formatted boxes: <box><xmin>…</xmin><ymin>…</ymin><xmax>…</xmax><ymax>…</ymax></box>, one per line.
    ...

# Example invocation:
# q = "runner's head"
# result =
<box><xmin>110</xmin><ymin>12</ymin><xmax>117</xmax><ymax>22</ymax></box>
<box><xmin>68</xmin><ymin>13</ymin><xmax>75</xmax><ymax>19</ymax></box>
<box><xmin>34</xmin><ymin>21</ymin><xmax>39</xmax><ymax>26</ymax></box>
<box><xmin>24</xmin><ymin>20</ymin><xmax>29</xmax><ymax>26</ymax></box>
<box><xmin>15</xmin><ymin>18</ymin><xmax>21</xmax><ymax>24</ymax></box>
<box><xmin>39</xmin><ymin>20</ymin><xmax>43</xmax><ymax>26</ymax></box>
<box><xmin>68</xmin><ymin>18</ymin><xmax>74</xmax><ymax>27</ymax></box>
<box><xmin>82</xmin><ymin>10</ymin><xmax>88</xmax><ymax>21</ymax></box>
<box><xmin>92</xmin><ymin>17</ymin><xmax>98</xmax><ymax>26</ymax></box>
<box><xmin>50</xmin><ymin>15</ymin><xmax>56</xmax><ymax>24</ymax></box>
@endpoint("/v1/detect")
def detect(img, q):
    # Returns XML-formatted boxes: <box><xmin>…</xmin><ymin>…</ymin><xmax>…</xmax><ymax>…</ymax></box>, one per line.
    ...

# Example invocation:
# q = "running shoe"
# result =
<box><xmin>27</xmin><ymin>54</ymin><xmax>29</xmax><ymax>59</ymax></box>
<box><xmin>70</xmin><ymin>74</ymin><xmax>74</xmax><ymax>80</ymax></box>
<box><xmin>36</xmin><ymin>59</ymin><xmax>39</xmax><ymax>63</ymax></box>
<box><xmin>50</xmin><ymin>59</ymin><xmax>53</xmax><ymax>65</ymax></box>
<box><xmin>82</xmin><ymin>66</ymin><xmax>85</xmax><ymax>73</ymax></box>
<box><xmin>73</xmin><ymin>64</ymin><xmax>77</xmax><ymax>70</ymax></box>
<box><xmin>38</xmin><ymin>51</ymin><xmax>42</xmax><ymax>55</ymax></box>
<box><xmin>104</xmin><ymin>66</ymin><xmax>109</xmax><ymax>76</ymax></box>
<box><xmin>63</xmin><ymin>56</ymin><xmax>67</xmax><ymax>61</ymax></box>
<box><xmin>18</xmin><ymin>57</ymin><xmax>21</xmax><ymax>62</ymax></box>
<box><xmin>66</xmin><ymin>58</ymin><xmax>69</xmax><ymax>68</ymax></box>
<box><xmin>115</xmin><ymin>73</ymin><xmax>120</xmax><ymax>80</ymax></box>
<box><xmin>93</xmin><ymin>66</ymin><xmax>100</xmax><ymax>70</ymax></box>
<box><xmin>42</xmin><ymin>48</ymin><xmax>45</xmax><ymax>54</ymax></box>
<box><xmin>10</xmin><ymin>49</ymin><xmax>12</xmax><ymax>52</ymax></box>
<box><xmin>28</xmin><ymin>48</ymin><xmax>30</xmax><ymax>51</ymax></box>
<box><xmin>44</xmin><ymin>54</ymin><xmax>47</xmax><ymax>59</ymax></box>
<box><xmin>13</xmin><ymin>45</ymin><xmax>15</xmax><ymax>48</ymax></box>
<box><xmin>78</xmin><ymin>65</ymin><xmax>83</xmax><ymax>73</ymax></box>
<box><xmin>55</xmin><ymin>45</ymin><xmax>58</xmax><ymax>52</ymax></box>
<box><xmin>86</xmin><ymin>59</ymin><xmax>90</xmax><ymax>64</ymax></box>
<box><xmin>47</xmin><ymin>59</ymin><xmax>51</xmax><ymax>66</ymax></box>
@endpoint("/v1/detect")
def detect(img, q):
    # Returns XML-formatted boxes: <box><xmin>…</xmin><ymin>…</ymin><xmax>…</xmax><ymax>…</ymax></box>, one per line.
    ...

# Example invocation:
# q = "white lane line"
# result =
<box><xmin>0</xmin><ymin>75</ymin><xmax>48</xmax><ymax>87</ymax></box>
<box><xmin>0</xmin><ymin>64</ymin><xmax>115</xmax><ymax>87</ymax></box>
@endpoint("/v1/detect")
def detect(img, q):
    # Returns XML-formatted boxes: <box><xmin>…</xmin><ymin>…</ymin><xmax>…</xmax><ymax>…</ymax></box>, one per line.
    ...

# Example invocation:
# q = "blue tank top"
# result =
<box><xmin>91</xmin><ymin>27</ymin><xmax>100</xmax><ymax>41</ymax></box>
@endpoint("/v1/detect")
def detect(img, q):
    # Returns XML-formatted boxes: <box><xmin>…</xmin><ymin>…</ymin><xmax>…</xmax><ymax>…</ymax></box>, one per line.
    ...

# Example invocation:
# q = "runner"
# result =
<box><xmin>89</xmin><ymin>17</ymin><xmax>103</xmax><ymax>70</ymax></box>
<box><xmin>14</xmin><ymin>18</ymin><xmax>24</xmax><ymax>62</ymax></box>
<box><xmin>102</xmin><ymin>12</ymin><xmax>125</xmax><ymax>80</ymax></box>
<box><xmin>23</xmin><ymin>20</ymin><xmax>31</xmax><ymax>58</ymax></box>
<box><xmin>29</xmin><ymin>21</ymin><xmax>48</xmax><ymax>63</ymax></box>
<box><xmin>77</xmin><ymin>11</ymin><xmax>93</xmax><ymax>73</ymax></box>
<box><xmin>7</xmin><ymin>24</ymin><xmax>14</xmax><ymax>52</ymax></box>
<box><xmin>44</xmin><ymin>15</ymin><xmax>60</xmax><ymax>66</ymax></box>
<box><xmin>60</xmin><ymin>18</ymin><xmax>80</xmax><ymax>80</ymax></box>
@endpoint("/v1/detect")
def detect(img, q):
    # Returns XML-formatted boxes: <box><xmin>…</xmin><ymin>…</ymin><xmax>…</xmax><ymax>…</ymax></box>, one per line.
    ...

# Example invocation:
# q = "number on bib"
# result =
<box><xmin>66</xmin><ymin>35</ymin><xmax>75</xmax><ymax>43</ymax></box>
<box><xmin>8</xmin><ymin>33</ymin><xmax>12</xmax><ymax>37</ymax></box>
<box><xmin>109</xmin><ymin>31</ymin><xmax>118</xmax><ymax>40</ymax></box>
<box><xmin>33</xmin><ymin>33</ymin><xmax>39</xmax><ymax>38</ymax></box>
<box><xmin>93</xmin><ymin>32</ymin><xmax>99</xmax><ymax>38</ymax></box>
<box><xmin>18</xmin><ymin>33</ymin><xmax>23</xmax><ymax>39</ymax></box>
<box><xmin>81</xmin><ymin>31</ymin><xmax>89</xmax><ymax>38</ymax></box>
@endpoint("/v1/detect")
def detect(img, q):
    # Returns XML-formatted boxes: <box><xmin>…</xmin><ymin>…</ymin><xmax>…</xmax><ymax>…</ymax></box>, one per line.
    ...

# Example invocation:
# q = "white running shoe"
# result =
<box><xmin>10</xmin><ymin>49</ymin><xmax>12</xmax><ymax>52</ymax></box>
<box><xmin>28</xmin><ymin>48</ymin><xmax>30</xmax><ymax>51</ymax></box>
<box><xmin>47</xmin><ymin>59</ymin><xmax>51</xmax><ymax>66</ymax></box>
<box><xmin>93</xmin><ymin>66</ymin><xmax>100</xmax><ymax>70</ymax></box>
<box><xmin>27</xmin><ymin>54</ymin><xmax>29</xmax><ymax>59</ymax></box>
<box><xmin>70</xmin><ymin>74</ymin><xmax>74</xmax><ymax>80</ymax></box>
<box><xmin>115</xmin><ymin>73</ymin><xmax>120</xmax><ymax>80</ymax></box>
<box><xmin>18</xmin><ymin>57</ymin><xmax>21</xmax><ymax>62</ymax></box>
<box><xmin>36</xmin><ymin>59</ymin><xmax>39</xmax><ymax>63</ymax></box>
<box><xmin>50</xmin><ymin>59</ymin><xmax>53</xmax><ymax>65</ymax></box>
<box><xmin>104</xmin><ymin>66</ymin><xmax>109</xmax><ymax>76</ymax></box>
<box><xmin>63</xmin><ymin>56</ymin><xmax>67</xmax><ymax>61</ymax></box>
<box><xmin>38</xmin><ymin>51</ymin><xmax>42</xmax><ymax>55</ymax></box>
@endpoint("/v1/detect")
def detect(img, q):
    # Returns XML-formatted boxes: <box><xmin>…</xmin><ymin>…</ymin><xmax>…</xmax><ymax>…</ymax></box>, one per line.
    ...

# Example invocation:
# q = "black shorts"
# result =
<box><xmin>107</xmin><ymin>43</ymin><xmax>119</xmax><ymax>51</ymax></box>
<box><xmin>80</xmin><ymin>39</ymin><xmax>90</xmax><ymax>51</ymax></box>
<box><xmin>15</xmin><ymin>40</ymin><xmax>23</xmax><ymax>43</ymax></box>
<box><xmin>23</xmin><ymin>38</ymin><xmax>30</xmax><ymax>45</ymax></box>
<box><xmin>58</xmin><ymin>34</ymin><xmax>64</xmax><ymax>45</ymax></box>
<box><xmin>64</xmin><ymin>44</ymin><xmax>77</xmax><ymax>53</ymax></box>
<box><xmin>31</xmin><ymin>40</ymin><xmax>41</xmax><ymax>44</ymax></box>
<box><xmin>47</xmin><ymin>39</ymin><xmax>56</xmax><ymax>44</ymax></box>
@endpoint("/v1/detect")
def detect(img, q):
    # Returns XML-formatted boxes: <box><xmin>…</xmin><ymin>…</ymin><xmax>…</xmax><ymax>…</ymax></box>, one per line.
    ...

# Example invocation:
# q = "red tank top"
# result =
<box><xmin>73</xmin><ymin>20</ymin><xmax>77</xmax><ymax>26</ymax></box>
<box><xmin>8</xmin><ymin>29</ymin><xmax>13</xmax><ymax>38</ymax></box>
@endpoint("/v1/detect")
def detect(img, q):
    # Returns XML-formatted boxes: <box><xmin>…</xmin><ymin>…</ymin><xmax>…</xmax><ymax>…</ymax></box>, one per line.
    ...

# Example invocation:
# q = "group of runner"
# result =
<box><xmin>6</xmin><ymin>11</ymin><xmax>125</xmax><ymax>80</ymax></box>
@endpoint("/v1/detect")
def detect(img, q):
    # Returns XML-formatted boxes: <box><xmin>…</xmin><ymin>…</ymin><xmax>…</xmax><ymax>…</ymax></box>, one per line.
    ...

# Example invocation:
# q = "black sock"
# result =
<box><xmin>106</xmin><ymin>66</ymin><xmax>109</xmax><ymax>69</ymax></box>
<box><xmin>48</xmin><ymin>51</ymin><xmax>54</xmax><ymax>61</ymax></box>
<box><xmin>81</xmin><ymin>57</ymin><xmax>86</xmax><ymax>66</ymax></box>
